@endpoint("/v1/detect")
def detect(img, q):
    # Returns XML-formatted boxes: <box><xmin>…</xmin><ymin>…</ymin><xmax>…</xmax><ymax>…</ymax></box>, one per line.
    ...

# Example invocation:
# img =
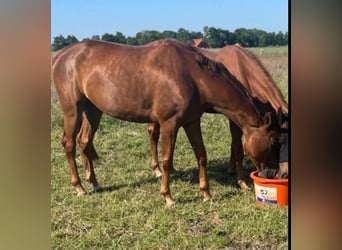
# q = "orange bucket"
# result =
<box><xmin>250</xmin><ymin>171</ymin><xmax>288</xmax><ymax>206</ymax></box>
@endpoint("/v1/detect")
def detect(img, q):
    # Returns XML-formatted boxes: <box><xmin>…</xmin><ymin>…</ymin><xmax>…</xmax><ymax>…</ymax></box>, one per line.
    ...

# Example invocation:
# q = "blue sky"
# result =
<box><xmin>51</xmin><ymin>0</ymin><xmax>288</xmax><ymax>40</ymax></box>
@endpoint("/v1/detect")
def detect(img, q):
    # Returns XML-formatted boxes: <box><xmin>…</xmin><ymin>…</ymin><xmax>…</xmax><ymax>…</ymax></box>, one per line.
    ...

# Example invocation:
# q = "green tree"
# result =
<box><xmin>135</xmin><ymin>30</ymin><xmax>161</xmax><ymax>45</ymax></box>
<box><xmin>284</xmin><ymin>32</ymin><xmax>288</xmax><ymax>45</ymax></box>
<box><xmin>51</xmin><ymin>35</ymin><xmax>67</xmax><ymax>51</ymax></box>
<box><xmin>126</xmin><ymin>36</ymin><xmax>139</xmax><ymax>45</ymax></box>
<box><xmin>65</xmin><ymin>35</ymin><xmax>79</xmax><ymax>45</ymax></box>
<box><xmin>51</xmin><ymin>35</ymin><xmax>78</xmax><ymax>51</ymax></box>
<box><xmin>234</xmin><ymin>28</ymin><xmax>249</xmax><ymax>46</ymax></box>
<box><xmin>136</xmin><ymin>31</ymin><xmax>149</xmax><ymax>45</ymax></box>
<box><xmin>101</xmin><ymin>33</ymin><xmax>116</xmax><ymax>42</ymax></box>
<box><xmin>266</xmin><ymin>32</ymin><xmax>276</xmax><ymax>46</ymax></box>
<box><xmin>114</xmin><ymin>32</ymin><xmax>127</xmax><ymax>44</ymax></box>
<box><xmin>276</xmin><ymin>31</ymin><xmax>285</xmax><ymax>46</ymax></box>
<box><xmin>51</xmin><ymin>27</ymin><xmax>288</xmax><ymax>50</ymax></box>
<box><xmin>177</xmin><ymin>28</ymin><xmax>191</xmax><ymax>42</ymax></box>
<box><xmin>217</xmin><ymin>28</ymin><xmax>235</xmax><ymax>47</ymax></box>
<box><xmin>91</xmin><ymin>35</ymin><xmax>100</xmax><ymax>40</ymax></box>
<box><xmin>190</xmin><ymin>31</ymin><xmax>203</xmax><ymax>40</ymax></box>
<box><xmin>203</xmin><ymin>26</ymin><xmax>220</xmax><ymax>47</ymax></box>
<box><xmin>161</xmin><ymin>30</ymin><xmax>178</xmax><ymax>39</ymax></box>
<box><xmin>256</xmin><ymin>29</ymin><xmax>268</xmax><ymax>47</ymax></box>
<box><xmin>247</xmin><ymin>29</ymin><xmax>260</xmax><ymax>47</ymax></box>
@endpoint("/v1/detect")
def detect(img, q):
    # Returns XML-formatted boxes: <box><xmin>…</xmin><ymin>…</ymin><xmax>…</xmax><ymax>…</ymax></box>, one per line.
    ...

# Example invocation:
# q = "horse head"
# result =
<box><xmin>277</xmin><ymin>107</ymin><xmax>289</xmax><ymax>179</ymax></box>
<box><xmin>243</xmin><ymin>112</ymin><xmax>283</xmax><ymax>176</ymax></box>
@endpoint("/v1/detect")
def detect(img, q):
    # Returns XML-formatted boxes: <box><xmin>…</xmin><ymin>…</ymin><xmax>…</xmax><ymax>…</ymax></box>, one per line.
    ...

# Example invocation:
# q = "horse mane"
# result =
<box><xmin>195</xmin><ymin>51</ymin><xmax>248</xmax><ymax>93</ymax></box>
<box><xmin>233</xmin><ymin>45</ymin><xmax>275</xmax><ymax>85</ymax></box>
<box><xmin>194</xmin><ymin>51</ymin><xmax>260</xmax><ymax>116</ymax></box>
<box><xmin>195</xmin><ymin>51</ymin><xmax>223</xmax><ymax>75</ymax></box>
<box><xmin>232</xmin><ymin>45</ymin><xmax>288</xmax><ymax>114</ymax></box>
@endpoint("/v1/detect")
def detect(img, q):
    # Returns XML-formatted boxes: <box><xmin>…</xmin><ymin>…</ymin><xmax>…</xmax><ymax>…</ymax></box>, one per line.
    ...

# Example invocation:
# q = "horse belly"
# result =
<box><xmin>83</xmin><ymin>75</ymin><xmax>153</xmax><ymax>123</ymax></box>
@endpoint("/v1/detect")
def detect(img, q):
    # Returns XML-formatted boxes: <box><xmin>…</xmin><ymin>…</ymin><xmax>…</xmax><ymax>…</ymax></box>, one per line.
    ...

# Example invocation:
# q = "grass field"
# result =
<box><xmin>51</xmin><ymin>46</ymin><xmax>288</xmax><ymax>249</ymax></box>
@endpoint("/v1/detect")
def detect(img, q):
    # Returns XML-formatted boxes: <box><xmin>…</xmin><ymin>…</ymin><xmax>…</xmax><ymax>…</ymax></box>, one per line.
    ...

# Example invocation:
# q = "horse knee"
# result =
<box><xmin>77</xmin><ymin>136</ymin><xmax>89</xmax><ymax>151</ymax></box>
<box><xmin>61</xmin><ymin>135</ymin><xmax>75</xmax><ymax>154</ymax></box>
<box><xmin>148</xmin><ymin>123</ymin><xmax>160</xmax><ymax>139</ymax></box>
<box><xmin>147</xmin><ymin>123</ymin><xmax>154</xmax><ymax>135</ymax></box>
<box><xmin>78</xmin><ymin>137</ymin><xmax>98</xmax><ymax>160</ymax></box>
<box><xmin>161</xmin><ymin>159</ymin><xmax>172</xmax><ymax>171</ymax></box>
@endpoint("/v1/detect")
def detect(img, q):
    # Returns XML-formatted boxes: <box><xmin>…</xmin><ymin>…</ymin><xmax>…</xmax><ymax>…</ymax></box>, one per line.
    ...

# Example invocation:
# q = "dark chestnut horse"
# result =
<box><xmin>52</xmin><ymin>39</ymin><xmax>280</xmax><ymax>205</ymax></box>
<box><xmin>148</xmin><ymin>45</ymin><xmax>288</xmax><ymax>188</ymax></box>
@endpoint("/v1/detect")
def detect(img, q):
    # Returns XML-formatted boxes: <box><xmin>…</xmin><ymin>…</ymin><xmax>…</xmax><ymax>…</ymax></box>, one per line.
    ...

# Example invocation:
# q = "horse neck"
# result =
<box><xmin>218</xmin><ymin>46</ymin><xmax>288</xmax><ymax>114</ymax></box>
<box><xmin>192</xmin><ymin>64</ymin><xmax>263</xmax><ymax>131</ymax></box>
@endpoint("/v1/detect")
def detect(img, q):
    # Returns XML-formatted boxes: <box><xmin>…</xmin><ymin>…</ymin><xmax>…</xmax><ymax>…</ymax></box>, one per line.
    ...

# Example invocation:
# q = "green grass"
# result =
<box><xmin>51</xmin><ymin>47</ymin><xmax>288</xmax><ymax>249</ymax></box>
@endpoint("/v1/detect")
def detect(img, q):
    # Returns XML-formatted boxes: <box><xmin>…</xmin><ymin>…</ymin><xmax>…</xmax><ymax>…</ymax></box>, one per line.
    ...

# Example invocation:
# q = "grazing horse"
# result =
<box><xmin>148</xmin><ymin>45</ymin><xmax>288</xmax><ymax>188</ymax></box>
<box><xmin>200</xmin><ymin>46</ymin><xmax>288</xmax><ymax>181</ymax></box>
<box><xmin>52</xmin><ymin>39</ymin><xmax>280</xmax><ymax>206</ymax></box>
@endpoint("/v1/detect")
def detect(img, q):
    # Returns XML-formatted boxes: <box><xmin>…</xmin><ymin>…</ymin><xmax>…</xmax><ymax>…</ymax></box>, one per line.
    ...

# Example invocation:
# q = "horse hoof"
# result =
<box><xmin>154</xmin><ymin>169</ymin><xmax>163</xmax><ymax>178</ymax></box>
<box><xmin>237</xmin><ymin>180</ymin><xmax>250</xmax><ymax>190</ymax></box>
<box><xmin>165</xmin><ymin>197</ymin><xmax>176</xmax><ymax>207</ymax></box>
<box><xmin>76</xmin><ymin>188</ymin><xmax>87</xmax><ymax>196</ymax></box>
<box><xmin>93</xmin><ymin>184</ymin><xmax>104</xmax><ymax>193</ymax></box>
<box><xmin>203</xmin><ymin>195</ymin><xmax>211</xmax><ymax>202</ymax></box>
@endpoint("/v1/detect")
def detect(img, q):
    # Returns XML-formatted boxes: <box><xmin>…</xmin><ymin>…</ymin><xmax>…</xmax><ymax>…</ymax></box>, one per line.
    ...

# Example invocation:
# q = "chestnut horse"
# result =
<box><xmin>148</xmin><ymin>45</ymin><xmax>288</xmax><ymax>188</ymax></box>
<box><xmin>52</xmin><ymin>39</ymin><xmax>280</xmax><ymax>206</ymax></box>
<box><xmin>200</xmin><ymin>46</ymin><xmax>288</xmax><ymax>181</ymax></box>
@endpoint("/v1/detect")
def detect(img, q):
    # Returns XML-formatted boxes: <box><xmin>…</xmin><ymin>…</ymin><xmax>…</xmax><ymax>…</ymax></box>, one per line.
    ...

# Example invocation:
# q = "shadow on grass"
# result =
<box><xmin>171</xmin><ymin>158</ymin><xmax>255</xmax><ymax>188</ymax></box>
<box><xmin>98</xmin><ymin>176</ymin><xmax>160</xmax><ymax>193</ymax></box>
<box><xmin>98</xmin><ymin>157</ymin><xmax>256</xmax><ymax>195</ymax></box>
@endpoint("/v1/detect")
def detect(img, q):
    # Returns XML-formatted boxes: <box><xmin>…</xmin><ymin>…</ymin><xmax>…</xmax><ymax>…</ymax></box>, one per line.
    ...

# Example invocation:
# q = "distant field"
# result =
<box><xmin>51</xmin><ymin>46</ymin><xmax>288</xmax><ymax>249</ymax></box>
<box><xmin>247</xmin><ymin>46</ymin><xmax>288</xmax><ymax>56</ymax></box>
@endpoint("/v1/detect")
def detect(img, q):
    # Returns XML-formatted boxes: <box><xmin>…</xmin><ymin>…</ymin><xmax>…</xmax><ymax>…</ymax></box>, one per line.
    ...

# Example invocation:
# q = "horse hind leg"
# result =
<box><xmin>61</xmin><ymin>102</ymin><xmax>86</xmax><ymax>196</ymax></box>
<box><xmin>147</xmin><ymin>122</ymin><xmax>163</xmax><ymax>177</ymax></box>
<box><xmin>77</xmin><ymin>103</ymin><xmax>103</xmax><ymax>193</ymax></box>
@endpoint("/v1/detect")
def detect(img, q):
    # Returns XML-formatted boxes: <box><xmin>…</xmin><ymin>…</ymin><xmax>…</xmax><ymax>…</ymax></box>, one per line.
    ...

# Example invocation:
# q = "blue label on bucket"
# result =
<box><xmin>256</xmin><ymin>197</ymin><xmax>277</xmax><ymax>205</ymax></box>
<box><xmin>254</xmin><ymin>184</ymin><xmax>278</xmax><ymax>205</ymax></box>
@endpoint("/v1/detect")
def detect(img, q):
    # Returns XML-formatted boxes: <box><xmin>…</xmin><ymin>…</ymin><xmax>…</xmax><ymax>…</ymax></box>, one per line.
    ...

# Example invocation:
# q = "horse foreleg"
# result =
<box><xmin>77</xmin><ymin>106</ymin><xmax>103</xmax><ymax>193</ymax></box>
<box><xmin>229</xmin><ymin>120</ymin><xmax>249</xmax><ymax>190</ymax></box>
<box><xmin>147</xmin><ymin>122</ymin><xmax>163</xmax><ymax>177</ymax></box>
<box><xmin>159</xmin><ymin>120</ymin><xmax>179</xmax><ymax>206</ymax></box>
<box><xmin>228</xmin><ymin>144</ymin><xmax>236</xmax><ymax>175</ymax></box>
<box><xmin>183</xmin><ymin>120</ymin><xmax>211</xmax><ymax>202</ymax></box>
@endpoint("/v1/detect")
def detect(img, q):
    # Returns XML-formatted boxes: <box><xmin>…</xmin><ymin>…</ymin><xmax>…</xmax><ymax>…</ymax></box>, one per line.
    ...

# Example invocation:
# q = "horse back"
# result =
<box><xmin>52</xmin><ymin>40</ymin><xmax>202</xmax><ymax>123</ymax></box>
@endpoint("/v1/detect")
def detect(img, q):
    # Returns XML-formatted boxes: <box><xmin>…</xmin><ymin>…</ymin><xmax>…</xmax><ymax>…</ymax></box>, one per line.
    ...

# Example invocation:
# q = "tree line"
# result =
<box><xmin>51</xmin><ymin>26</ymin><xmax>288</xmax><ymax>51</ymax></box>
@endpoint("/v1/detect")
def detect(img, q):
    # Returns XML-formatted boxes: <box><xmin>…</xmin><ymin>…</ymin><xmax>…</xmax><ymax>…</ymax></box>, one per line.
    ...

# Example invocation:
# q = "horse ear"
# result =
<box><xmin>263</xmin><ymin>112</ymin><xmax>272</xmax><ymax>127</ymax></box>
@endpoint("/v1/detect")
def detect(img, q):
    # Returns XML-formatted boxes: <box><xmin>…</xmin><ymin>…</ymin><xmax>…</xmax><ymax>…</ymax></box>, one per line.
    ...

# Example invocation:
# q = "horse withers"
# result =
<box><xmin>52</xmin><ymin>39</ymin><xmax>280</xmax><ymax>205</ymax></box>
